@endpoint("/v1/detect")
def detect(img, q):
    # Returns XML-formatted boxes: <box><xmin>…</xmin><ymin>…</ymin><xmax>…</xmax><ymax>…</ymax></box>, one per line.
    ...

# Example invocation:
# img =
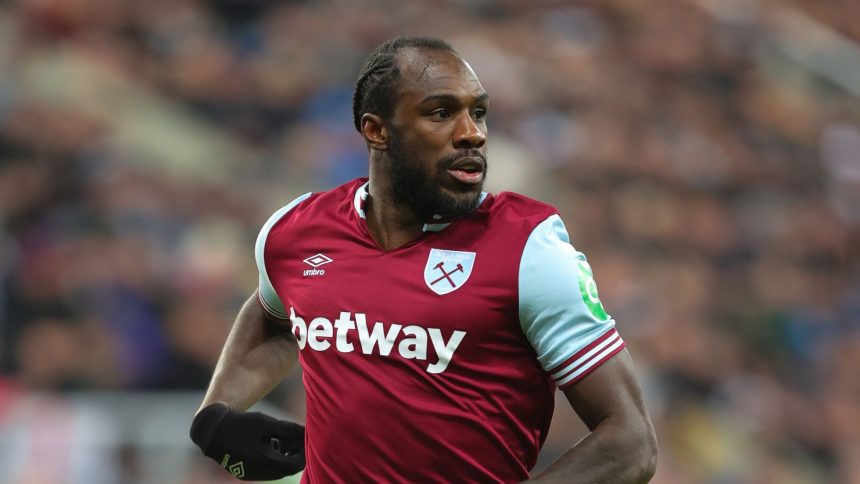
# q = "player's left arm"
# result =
<box><xmin>529</xmin><ymin>350</ymin><xmax>657</xmax><ymax>483</ymax></box>
<box><xmin>518</xmin><ymin>214</ymin><xmax>657</xmax><ymax>482</ymax></box>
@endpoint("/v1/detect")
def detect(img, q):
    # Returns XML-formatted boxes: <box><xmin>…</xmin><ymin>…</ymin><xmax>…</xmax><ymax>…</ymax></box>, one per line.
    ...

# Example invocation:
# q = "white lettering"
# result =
<box><xmin>290</xmin><ymin>309</ymin><xmax>466</xmax><ymax>373</ymax></box>
<box><xmin>307</xmin><ymin>317</ymin><xmax>332</xmax><ymax>351</ymax></box>
<box><xmin>303</xmin><ymin>269</ymin><xmax>326</xmax><ymax>276</ymax></box>
<box><xmin>427</xmin><ymin>329</ymin><xmax>466</xmax><ymax>374</ymax></box>
<box><xmin>398</xmin><ymin>325</ymin><xmax>427</xmax><ymax>360</ymax></box>
<box><xmin>356</xmin><ymin>313</ymin><xmax>401</xmax><ymax>356</ymax></box>
<box><xmin>333</xmin><ymin>312</ymin><xmax>355</xmax><ymax>352</ymax></box>
<box><xmin>290</xmin><ymin>308</ymin><xmax>307</xmax><ymax>349</ymax></box>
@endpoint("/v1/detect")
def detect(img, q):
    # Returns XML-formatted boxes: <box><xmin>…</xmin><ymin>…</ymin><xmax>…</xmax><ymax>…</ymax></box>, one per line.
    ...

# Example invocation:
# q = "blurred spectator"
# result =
<box><xmin>1</xmin><ymin>0</ymin><xmax>858</xmax><ymax>482</ymax></box>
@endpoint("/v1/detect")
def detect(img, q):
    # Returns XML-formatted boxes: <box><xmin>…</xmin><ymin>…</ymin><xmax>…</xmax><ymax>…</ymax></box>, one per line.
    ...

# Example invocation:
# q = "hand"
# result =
<box><xmin>190</xmin><ymin>403</ymin><xmax>305</xmax><ymax>481</ymax></box>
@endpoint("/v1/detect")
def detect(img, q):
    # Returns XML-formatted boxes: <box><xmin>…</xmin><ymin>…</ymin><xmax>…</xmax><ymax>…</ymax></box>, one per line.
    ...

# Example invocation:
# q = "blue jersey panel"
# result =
<box><xmin>518</xmin><ymin>214</ymin><xmax>624</xmax><ymax>387</ymax></box>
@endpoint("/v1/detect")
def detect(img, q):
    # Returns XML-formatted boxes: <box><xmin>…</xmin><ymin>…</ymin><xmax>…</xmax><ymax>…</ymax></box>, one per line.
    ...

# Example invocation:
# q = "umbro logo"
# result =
<box><xmin>228</xmin><ymin>461</ymin><xmax>245</xmax><ymax>478</ymax></box>
<box><xmin>220</xmin><ymin>454</ymin><xmax>245</xmax><ymax>479</ymax></box>
<box><xmin>303</xmin><ymin>253</ymin><xmax>332</xmax><ymax>276</ymax></box>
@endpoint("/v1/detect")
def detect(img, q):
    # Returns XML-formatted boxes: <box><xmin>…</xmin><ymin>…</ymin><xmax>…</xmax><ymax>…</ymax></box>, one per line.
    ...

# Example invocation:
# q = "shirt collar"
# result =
<box><xmin>353</xmin><ymin>181</ymin><xmax>487</xmax><ymax>233</ymax></box>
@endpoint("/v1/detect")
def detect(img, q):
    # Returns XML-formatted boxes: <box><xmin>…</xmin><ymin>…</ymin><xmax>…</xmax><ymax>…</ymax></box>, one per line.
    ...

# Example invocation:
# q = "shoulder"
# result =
<box><xmin>491</xmin><ymin>191</ymin><xmax>558</xmax><ymax>217</ymax></box>
<box><xmin>482</xmin><ymin>191</ymin><xmax>559</xmax><ymax>235</ymax></box>
<box><xmin>264</xmin><ymin>178</ymin><xmax>366</xmax><ymax>236</ymax></box>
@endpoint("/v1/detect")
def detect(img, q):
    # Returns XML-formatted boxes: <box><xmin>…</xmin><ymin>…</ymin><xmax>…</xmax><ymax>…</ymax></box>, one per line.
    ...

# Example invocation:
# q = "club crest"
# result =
<box><xmin>424</xmin><ymin>249</ymin><xmax>476</xmax><ymax>295</ymax></box>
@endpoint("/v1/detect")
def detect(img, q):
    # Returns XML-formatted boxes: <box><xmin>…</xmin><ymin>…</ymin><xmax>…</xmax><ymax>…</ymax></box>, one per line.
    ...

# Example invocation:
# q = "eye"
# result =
<box><xmin>473</xmin><ymin>108</ymin><xmax>487</xmax><ymax>121</ymax></box>
<box><xmin>430</xmin><ymin>109</ymin><xmax>452</xmax><ymax>120</ymax></box>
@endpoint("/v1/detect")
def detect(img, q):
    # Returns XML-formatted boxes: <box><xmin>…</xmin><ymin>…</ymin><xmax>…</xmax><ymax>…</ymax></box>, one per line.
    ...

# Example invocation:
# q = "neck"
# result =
<box><xmin>365</xmin><ymin>168</ymin><xmax>426</xmax><ymax>251</ymax></box>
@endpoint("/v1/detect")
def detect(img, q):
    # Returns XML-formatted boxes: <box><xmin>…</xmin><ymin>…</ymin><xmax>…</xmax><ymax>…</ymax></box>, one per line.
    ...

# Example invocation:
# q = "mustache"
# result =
<box><xmin>437</xmin><ymin>150</ymin><xmax>486</xmax><ymax>169</ymax></box>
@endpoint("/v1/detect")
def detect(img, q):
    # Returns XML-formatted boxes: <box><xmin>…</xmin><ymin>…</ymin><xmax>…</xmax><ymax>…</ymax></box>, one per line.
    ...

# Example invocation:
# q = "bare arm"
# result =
<box><xmin>530</xmin><ymin>350</ymin><xmax>657</xmax><ymax>483</ymax></box>
<box><xmin>198</xmin><ymin>290</ymin><xmax>299</xmax><ymax>412</ymax></box>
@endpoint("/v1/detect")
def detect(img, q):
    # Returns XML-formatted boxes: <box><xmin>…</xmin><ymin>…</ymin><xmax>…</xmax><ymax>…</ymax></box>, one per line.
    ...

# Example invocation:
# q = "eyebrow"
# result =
<box><xmin>419</xmin><ymin>92</ymin><xmax>490</xmax><ymax>105</ymax></box>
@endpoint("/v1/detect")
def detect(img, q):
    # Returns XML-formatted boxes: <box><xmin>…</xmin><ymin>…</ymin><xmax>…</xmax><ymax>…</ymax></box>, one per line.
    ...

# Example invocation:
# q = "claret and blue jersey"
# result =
<box><xmin>255</xmin><ymin>178</ymin><xmax>625</xmax><ymax>483</ymax></box>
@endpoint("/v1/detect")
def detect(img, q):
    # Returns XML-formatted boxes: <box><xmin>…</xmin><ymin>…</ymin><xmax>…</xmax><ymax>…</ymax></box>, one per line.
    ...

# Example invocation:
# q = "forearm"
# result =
<box><xmin>530</xmin><ymin>352</ymin><xmax>658</xmax><ymax>483</ymax></box>
<box><xmin>530</xmin><ymin>418</ymin><xmax>657</xmax><ymax>483</ymax></box>
<box><xmin>199</xmin><ymin>291</ymin><xmax>299</xmax><ymax>412</ymax></box>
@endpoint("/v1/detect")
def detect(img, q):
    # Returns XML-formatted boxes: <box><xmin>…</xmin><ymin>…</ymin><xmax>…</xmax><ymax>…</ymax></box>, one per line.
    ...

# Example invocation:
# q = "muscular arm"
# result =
<box><xmin>530</xmin><ymin>351</ymin><xmax>657</xmax><ymax>483</ymax></box>
<box><xmin>198</xmin><ymin>290</ymin><xmax>299</xmax><ymax>412</ymax></box>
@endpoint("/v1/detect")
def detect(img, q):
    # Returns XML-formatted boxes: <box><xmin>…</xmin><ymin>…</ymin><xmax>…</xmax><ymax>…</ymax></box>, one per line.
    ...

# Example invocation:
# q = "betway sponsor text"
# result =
<box><xmin>289</xmin><ymin>309</ymin><xmax>466</xmax><ymax>374</ymax></box>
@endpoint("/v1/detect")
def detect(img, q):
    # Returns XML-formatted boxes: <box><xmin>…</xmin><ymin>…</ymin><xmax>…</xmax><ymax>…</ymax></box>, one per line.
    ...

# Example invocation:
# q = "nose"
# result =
<box><xmin>453</xmin><ymin>112</ymin><xmax>486</xmax><ymax>149</ymax></box>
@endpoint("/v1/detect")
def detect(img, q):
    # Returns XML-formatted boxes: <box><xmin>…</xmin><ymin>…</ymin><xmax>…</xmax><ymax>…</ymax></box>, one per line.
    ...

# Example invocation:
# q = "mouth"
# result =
<box><xmin>446</xmin><ymin>156</ymin><xmax>485</xmax><ymax>185</ymax></box>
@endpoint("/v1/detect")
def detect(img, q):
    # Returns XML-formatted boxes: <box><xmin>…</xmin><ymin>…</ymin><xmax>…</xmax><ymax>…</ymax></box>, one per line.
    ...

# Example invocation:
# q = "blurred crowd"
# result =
<box><xmin>1</xmin><ymin>0</ymin><xmax>858</xmax><ymax>482</ymax></box>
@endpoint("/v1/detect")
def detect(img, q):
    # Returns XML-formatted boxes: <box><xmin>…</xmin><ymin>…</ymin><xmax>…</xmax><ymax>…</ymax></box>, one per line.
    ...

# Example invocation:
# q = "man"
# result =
<box><xmin>191</xmin><ymin>36</ymin><xmax>657</xmax><ymax>483</ymax></box>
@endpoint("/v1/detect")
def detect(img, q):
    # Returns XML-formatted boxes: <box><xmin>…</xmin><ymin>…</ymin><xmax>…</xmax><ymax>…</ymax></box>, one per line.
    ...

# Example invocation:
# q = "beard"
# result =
<box><xmin>387</xmin><ymin>132</ymin><xmax>487</xmax><ymax>221</ymax></box>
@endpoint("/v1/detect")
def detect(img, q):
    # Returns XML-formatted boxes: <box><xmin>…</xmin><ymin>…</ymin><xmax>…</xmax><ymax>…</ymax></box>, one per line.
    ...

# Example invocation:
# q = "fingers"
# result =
<box><xmin>262</xmin><ymin>418</ymin><xmax>304</xmax><ymax>457</ymax></box>
<box><xmin>270</xmin><ymin>418</ymin><xmax>306</xmax><ymax>440</ymax></box>
<box><xmin>270</xmin><ymin>437</ymin><xmax>283</xmax><ymax>453</ymax></box>
<box><xmin>263</xmin><ymin>446</ymin><xmax>307</xmax><ymax>473</ymax></box>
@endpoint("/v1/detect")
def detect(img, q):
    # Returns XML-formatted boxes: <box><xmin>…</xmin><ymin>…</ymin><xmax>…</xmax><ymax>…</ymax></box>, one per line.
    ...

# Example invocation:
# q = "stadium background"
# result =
<box><xmin>1</xmin><ymin>0</ymin><xmax>858</xmax><ymax>482</ymax></box>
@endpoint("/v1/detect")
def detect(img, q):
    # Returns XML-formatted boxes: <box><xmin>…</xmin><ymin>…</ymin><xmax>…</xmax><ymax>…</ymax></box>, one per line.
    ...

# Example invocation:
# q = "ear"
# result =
<box><xmin>361</xmin><ymin>113</ymin><xmax>388</xmax><ymax>151</ymax></box>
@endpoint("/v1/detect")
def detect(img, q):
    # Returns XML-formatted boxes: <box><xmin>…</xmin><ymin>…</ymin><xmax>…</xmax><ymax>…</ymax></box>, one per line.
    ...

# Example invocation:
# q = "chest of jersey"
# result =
<box><xmin>268</xmin><ymin>215</ymin><xmax>527</xmax><ymax>377</ymax></box>
<box><xmin>261</xmin><ymin>184</ymin><xmax>566</xmax><ymax>482</ymax></box>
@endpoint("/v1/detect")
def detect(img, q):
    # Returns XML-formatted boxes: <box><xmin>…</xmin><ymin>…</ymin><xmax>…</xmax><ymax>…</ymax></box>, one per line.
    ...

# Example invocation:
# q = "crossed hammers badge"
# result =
<box><xmin>424</xmin><ymin>249</ymin><xmax>477</xmax><ymax>295</ymax></box>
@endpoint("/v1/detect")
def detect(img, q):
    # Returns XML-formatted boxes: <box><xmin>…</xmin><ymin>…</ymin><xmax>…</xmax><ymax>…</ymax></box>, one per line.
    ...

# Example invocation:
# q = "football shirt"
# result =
<box><xmin>256</xmin><ymin>179</ymin><xmax>625</xmax><ymax>483</ymax></box>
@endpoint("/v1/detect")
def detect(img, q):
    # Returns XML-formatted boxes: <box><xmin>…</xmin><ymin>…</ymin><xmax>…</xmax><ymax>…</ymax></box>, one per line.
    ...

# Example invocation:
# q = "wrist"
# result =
<box><xmin>197</xmin><ymin>400</ymin><xmax>235</xmax><ymax>414</ymax></box>
<box><xmin>190</xmin><ymin>403</ymin><xmax>233</xmax><ymax>453</ymax></box>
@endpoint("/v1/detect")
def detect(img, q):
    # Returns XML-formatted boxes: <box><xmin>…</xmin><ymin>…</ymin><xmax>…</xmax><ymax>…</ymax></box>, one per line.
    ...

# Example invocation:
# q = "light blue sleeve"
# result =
<box><xmin>519</xmin><ymin>214</ymin><xmax>625</xmax><ymax>388</ymax></box>
<box><xmin>254</xmin><ymin>192</ymin><xmax>313</xmax><ymax>319</ymax></box>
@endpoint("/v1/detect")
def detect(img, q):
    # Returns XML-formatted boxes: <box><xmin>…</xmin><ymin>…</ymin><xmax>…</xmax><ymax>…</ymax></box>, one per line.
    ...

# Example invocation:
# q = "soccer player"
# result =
<box><xmin>190</xmin><ymin>36</ymin><xmax>657</xmax><ymax>483</ymax></box>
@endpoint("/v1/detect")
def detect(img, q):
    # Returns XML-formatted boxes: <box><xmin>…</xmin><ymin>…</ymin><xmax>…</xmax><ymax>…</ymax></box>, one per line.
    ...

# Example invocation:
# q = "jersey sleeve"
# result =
<box><xmin>518</xmin><ymin>214</ymin><xmax>626</xmax><ymax>389</ymax></box>
<box><xmin>254</xmin><ymin>192</ymin><xmax>313</xmax><ymax>319</ymax></box>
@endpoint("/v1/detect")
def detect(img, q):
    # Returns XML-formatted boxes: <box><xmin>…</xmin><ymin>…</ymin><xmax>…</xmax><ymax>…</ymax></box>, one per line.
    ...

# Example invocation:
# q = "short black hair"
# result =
<box><xmin>352</xmin><ymin>36</ymin><xmax>456</xmax><ymax>133</ymax></box>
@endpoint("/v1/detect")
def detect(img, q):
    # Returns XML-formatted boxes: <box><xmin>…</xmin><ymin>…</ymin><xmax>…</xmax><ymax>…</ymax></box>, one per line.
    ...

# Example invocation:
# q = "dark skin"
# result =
<box><xmin>199</xmin><ymin>48</ymin><xmax>657</xmax><ymax>482</ymax></box>
<box><xmin>200</xmin><ymin>291</ymin><xmax>299</xmax><ymax>412</ymax></box>
<box><xmin>361</xmin><ymin>47</ymin><xmax>489</xmax><ymax>251</ymax></box>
